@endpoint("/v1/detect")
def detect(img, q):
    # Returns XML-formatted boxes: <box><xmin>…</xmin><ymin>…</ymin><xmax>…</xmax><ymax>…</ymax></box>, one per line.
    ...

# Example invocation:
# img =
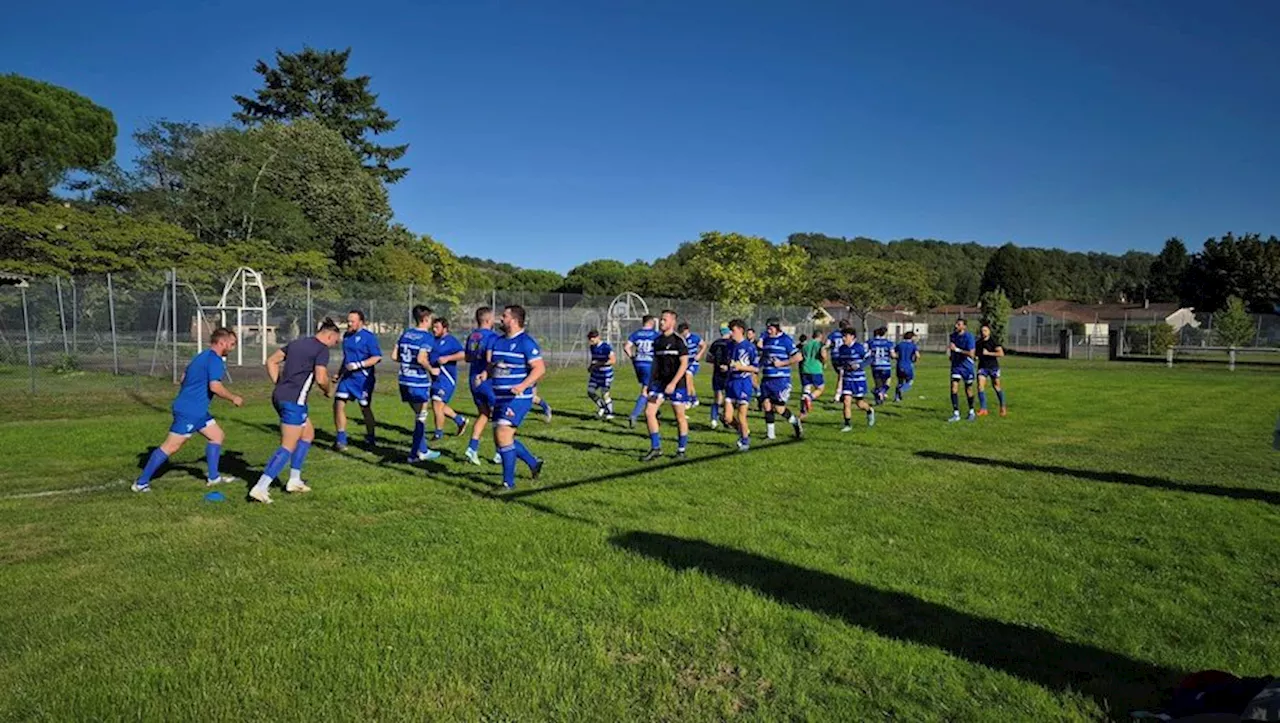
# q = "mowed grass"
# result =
<box><xmin>0</xmin><ymin>357</ymin><xmax>1277</xmax><ymax>721</ymax></box>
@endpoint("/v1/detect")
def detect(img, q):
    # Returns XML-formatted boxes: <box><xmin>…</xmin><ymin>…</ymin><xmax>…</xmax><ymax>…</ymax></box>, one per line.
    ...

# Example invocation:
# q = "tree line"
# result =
<box><xmin>2</xmin><ymin>50</ymin><xmax>1277</xmax><ymax>315</ymax></box>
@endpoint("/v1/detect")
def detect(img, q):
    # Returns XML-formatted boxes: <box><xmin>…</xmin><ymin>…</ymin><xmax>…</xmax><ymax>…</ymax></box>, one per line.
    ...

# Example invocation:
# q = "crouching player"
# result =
<box><xmin>587</xmin><ymin>330</ymin><xmax>616</xmax><ymax>419</ymax></box>
<box><xmin>132</xmin><ymin>328</ymin><xmax>243</xmax><ymax>493</ymax></box>
<box><xmin>832</xmin><ymin>327</ymin><xmax>875</xmax><ymax>431</ymax></box>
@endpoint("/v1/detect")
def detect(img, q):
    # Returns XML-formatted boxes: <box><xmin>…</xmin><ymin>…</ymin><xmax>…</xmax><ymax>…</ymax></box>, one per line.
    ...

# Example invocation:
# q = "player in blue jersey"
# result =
<box><xmin>640</xmin><ymin>310</ymin><xmax>691</xmax><ymax>461</ymax></box>
<box><xmin>948</xmin><ymin>318</ymin><xmax>978</xmax><ymax>422</ymax></box>
<box><xmin>428</xmin><ymin>317</ymin><xmax>468</xmax><ymax>441</ymax></box>
<box><xmin>976</xmin><ymin>323</ymin><xmax>1007</xmax><ymax>417</ymax></box>
<box><xmin>333</xmin><ymin>310</ymin><xmax>383</xmax><ymax>451</ymax></box>
<box><xmin>489</xmin><ymin>305</ymin><xmax>546</xmax><ymax>490</ymax></box>
<box><xmin>624</xmin><ymin>315</ymin><xmax>659</xmax><ymax>428</ymax></box>
<box><xmin>677</xmin><ymin>322</ymin><xmax>706</xmax><ymax>409</ymax></box>
<box><xmin>832</xmin><ymin>327</ymin><xmax>875</xmax><ymax>430</ymax></box>
<box><xmin>826</xmin><ymin>322</ymin><xmax>847</xmax><ymax>400</ymax></box>
<box><xmin>868</xmin><ymin>326</ymin><xmax>895</xmax><ymax>405</ymax></box>
<box><xmin>759</xmin><ymin>319</ymin><xmax>804</xmax><ymax>440</ymax></box>
<box><xmin>393</xmin><ymin>305</ymin><xmax>443</xmax><ymax>463</ymax></box>
<box><xmin>586</xmin><ymin>329</ymin><xmax>616</xmax><ymax>419</ymax></box>
<box><xmin>251</xmin><ymin>318</ymin><xmax>341</xmax><ymax>504</ymax></box>
<box><xmin>463</xmin><ymin>307</ymin><xmax>499</xmax><ymax>465</ymax></box>
<box><xmin>725</xmin><ymin>320</ymin><xmax>760</xmax><ymax>451</ymax></box>
<box><xmin>132</xmin><ymin>328</ymin><xmax>243</xmax><ymax>493</ymax></box>
<box><xmin>893</xmin><ymin>330</ymin><xmax>920</xmax><ymax>402</ymax></box>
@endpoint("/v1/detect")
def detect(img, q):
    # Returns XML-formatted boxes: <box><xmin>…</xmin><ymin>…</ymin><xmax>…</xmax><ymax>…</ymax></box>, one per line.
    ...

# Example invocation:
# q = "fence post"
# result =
<box><xmin>1228</xmin><ymin>347</ymin><xmax>1236</xmax><ymax>372</ymax></box>
<box><xmin>55</xmin><ymin>275</ymin><xmax>69</xmax><ymax>356</ymax></box>
<box><xmin>107</xmin><ymin>273</ymin><xmax>119</xmax><ymax>375</ymax></box>
<box><xmin>558</xmin><ymin>293</ymin><xmax>564</xmax><ymax>357</ymax></box>
<box><xmin>306</xmin><ymin>277</ymin><xmax>313</xmax><ymax>331</ymax></box>
<box><xmin>71</xmin><ymin>277</ymin><xmax>78</xmax><ymax>355</ymax></box>
<box><xmin>1166</xmin><ymin>347</ymin><xmax>1173</xmax><ymax>368</ymax></box>
<box><xmin>21</xmin><ymin>284</ymin><xmax>35</xmax><ymax>393</ymax></box>
<box><xmin>407</xmin><ymin>282</ymin><xmax>414</xmax><ymax>327</ymax></box>
<box><xmin>171</xmin><ymin>267</ymin><xmax>179</xmax><ymax>383</ymax></box>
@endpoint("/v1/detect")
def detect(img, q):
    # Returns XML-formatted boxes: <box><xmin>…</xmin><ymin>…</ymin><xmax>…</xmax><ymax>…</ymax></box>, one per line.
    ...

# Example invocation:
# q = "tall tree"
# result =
<box><xmin>810</xmin><ymin>256</ymin><xmax>936</xmax><ymax>334</ymax></box>
<box><xmin>1148</xmin><ymin>238</ymin><xmax>1188</xmax><ymax>303</ymax></box>
<box><xmin>978</xmin><ymin>288</ymin><xmax>1012</xmax><ymax>342</ymax></box>
<box><xmin>233</xmin><ymin>47</ymin><xmax>408</xmax><ymax>183</ymax></box>
<box><xmin>0</xmin><ymin>75</ymin><xmax>116</xmax><ymax>205</ymax></box>
<box><xmin>1181</xmin><ymin>233</ymin><xmax>1280</xmax><ymax>312</ymax></box>
<box><xmin>685</xmin><ymin>232</ymin><xmax>809</xmax><ymax>304</ymax></box>
<box><xmin>1213</xmin><ymin>296</ymin><xmax>1256</xmax><ymax>347</ymax></box>
<box><xmin>980</xmin><ymin>243</ymin><xmax>1043</xmax><ymax>307</ymax></box>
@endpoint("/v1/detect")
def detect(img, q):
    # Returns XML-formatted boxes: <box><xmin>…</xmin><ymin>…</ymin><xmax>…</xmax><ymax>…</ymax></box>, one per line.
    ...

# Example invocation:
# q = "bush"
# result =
<box><xmin>1123</xmin><ymin>324</ymin><xmax>1177</xmax><ymax>355</ymax></box>
<box><xmin>50</xmin><ymin>354</ymin><xmax>81</xmax><ymax>374</ymax></box>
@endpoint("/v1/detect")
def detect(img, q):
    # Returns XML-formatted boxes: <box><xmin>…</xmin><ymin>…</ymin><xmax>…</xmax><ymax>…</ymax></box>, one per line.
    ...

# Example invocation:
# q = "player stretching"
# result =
<box><xmin>132</xmin><ymin>328</ymin><xmax>243</xmax><ymax>493</ymax></box>
<box><xmin>490</xmin><ymin>305</ymin><xmax>546</xmax><ymax>490</ymax></box>
<box><xmin>640</xmin><ymin>310</ymin><xmax>691</xmax><ymax>461</ymax></box>
<box><xmin>868</xmin><ymin>327</ymin><xmax>894</xmax><ymax>405</ymax></box>
<box><xmin>893</xmin><ymin>331</ymin><xmax>920</xmax><ymax>402</ymax></box>
<box><xmin>677</xmin><ymin>322</ymin><xmax>705</xmax><ymax>408</ymax></box>
<box><xmin>394</xmin><ymin>305</ymin><xmax>442</xmax><ymax>463</ymax></box>
<box><xmin>799</xmin><ymin>330</ymin><xmax>826</xmax><ymax>418</ymax></box>
<box><xmin>948</xmin><ymin>318</ymin><xmax>977</xmax><ymax>422</ymax></box>
<box><xmin>833</xmin><ymin>327</ymin><xmax>875</xmax><ymax>430</ymax></box>
<box><xmin>333</xmin><ymin>310</ymin><xmax>382</xmax><ymax>451</ymax></box>
<box><xmin>586</xmin><ymin>330</ymin><xmax>616</xmax><ymax>419</ymax></box>
<box><xmin>725</xmin><ymin>320</ymin><xmax>759</xmax><ymax>451</ymax></box>
<box><xmin>976</xmin><ymin>323</ymin><xmax>1007</xmax><ymax>417</ymax></box>
<box><xmin>429</xmin><ymin>317</ymin><xmax>468</xmax><ymax>441</ymax></box>
<box><xmin>251</xmin><ymin>319</ymin><xmax>340</xmax><ymax>504</ymax></box>
<box><xmin>707</xmin><ymin>325</ymin><xmax>732</xmax><ymax>429</ymax></box>
<box><xmin>463</xmin><ymin>307</ymin><xmax>499</xmax><ymax>465</ymax></box>
<box><xmin>760</xmin><ymin>319</ymin><xmax>803</xmax><ymax>440</ymax></box>
<box><xmin>624</xmin><ymin>315</ymin><xmax>659</xmax><ymax>428</ymax></box>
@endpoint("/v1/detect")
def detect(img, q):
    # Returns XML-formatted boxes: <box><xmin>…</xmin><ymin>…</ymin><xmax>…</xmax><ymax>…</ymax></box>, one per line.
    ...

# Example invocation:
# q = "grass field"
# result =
<box><xmin>1</xmin><ymin>357</ymin><xmax>1278</xmax><ymax>721</ymax></box>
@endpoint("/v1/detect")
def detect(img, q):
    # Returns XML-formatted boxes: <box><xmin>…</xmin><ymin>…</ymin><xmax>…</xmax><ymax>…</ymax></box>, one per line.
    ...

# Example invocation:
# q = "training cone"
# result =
<box><xmin>203</xmin><ymin>490</ymin><xmax>227</xmax><ymax>503</ymax></box>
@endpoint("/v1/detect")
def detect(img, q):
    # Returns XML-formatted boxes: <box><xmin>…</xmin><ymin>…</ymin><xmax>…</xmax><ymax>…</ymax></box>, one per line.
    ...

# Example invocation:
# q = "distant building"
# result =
<box><xmin>1009</xmin><ymin>300</ymin><xmax>1198</xmax><ymax>345</ymax></box>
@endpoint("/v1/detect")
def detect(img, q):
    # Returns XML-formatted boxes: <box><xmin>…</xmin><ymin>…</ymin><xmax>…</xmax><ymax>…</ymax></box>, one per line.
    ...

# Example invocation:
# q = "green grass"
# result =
<box><xmin>1</xmin><ymin>358</ymin><xmax>1277</xmax><ymax>721</ymax></box>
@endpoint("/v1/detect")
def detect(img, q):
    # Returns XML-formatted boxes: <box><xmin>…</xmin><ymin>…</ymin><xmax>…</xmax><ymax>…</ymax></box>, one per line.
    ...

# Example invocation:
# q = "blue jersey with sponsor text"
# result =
<box><xmin>832</xmin><ymin>341</ymin><xmax>869</xmax><ymax>384</ymax></box>
<box><xmin>589</xmin><ymin>342</ymin><xmax>614</xmax><ymax>382</ymax></box>
<box><xmin>396</xmin><ymin>328</ymin><xmax>435</xmax><ymax>389</ymax></box>
<box><xmin>869</xmin><ymin>337</ymin><xmax>894</xmax><ymax>370</ymax></box>
<box><xmin>489</xmin><ymin>331</ymin><xmax>543</xmax><ymax>400</ymax></box>
<box><xmin>341</xmin><ymin>328</ymin><xmax>382</xmax><ymax>379</ymax></box>
<box><xmin>728</xmin><ymin>339</ymin><xmax>758</xmax><ymax>381</ymax></box>
<box><xmin>628</xmin><ymin>328</ymin><xmax>659</xmax><ymax>364</ymax></box>
<box><xmin>760</xmin><ymin>332</ymin><xmax>799</xmax><ymax>380</ymax></box>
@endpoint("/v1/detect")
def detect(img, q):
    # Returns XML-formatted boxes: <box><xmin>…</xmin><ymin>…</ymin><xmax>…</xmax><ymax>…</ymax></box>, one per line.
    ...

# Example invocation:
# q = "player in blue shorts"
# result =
<box><xmin>976</xmin><ymin>323</ymin><xmax>1007</xmax><ymax>417</ymax></box>
<box><xmin>832</xmin><ymin>327</ymin><xmax>875</xmax><ymax>430</ymax></box>
<box><xmin>759</xmin><ymin>318</ymin><xmax>803</xmax><ymax>440</ymax></box>
<box><xmin>586</xmin><ymin>329</ymin><xmax>616</xmax><ymax>419</ymax></box>
<box><xmin>893</xmin><ymin>330</ymin><xmax>920</xmax><ymax>402</ymax></box>
<box><xmin>489</xmin><ymin>305</ymin><xmax>546</xmax><ymax>490</ymax></box>
<box><xmin>132</xmin><ymin>328</ymin><xmax>243</xmax><ymax>493</ymax></box>
<box><xmin>333</xmin><ymin>309</ymin><xmax>382</xmax><ymax>451</ymax></box>
<box><xmin>868</xmin><ymin>326</ymin><xmax>895</xmax><ymax>405</ymax></box>
<box><xmin>948</xmin><ymin>318</ymin><xmax>977</xmax><ymax>422</ymax></box>
<box><xmin>706</xmin><ymin>325</ymin><xmax>732</xmax><ymax>429</ymax></box>
<box><xmin>624</xmin><ymin>315</ymin><xmax>659</xmax><ymax>428</ymax></box>
<box><xmin>463</xmin><ymin>307</ymin><xmax>499</xmax><ymax>465</ymax></box>
<box><xmin>640</xmin><ymin>310</ymin><xmax>691</xmax><ymax>461</ymax></box>
<box><xmin>677</xmin><ymin>322</ymin><xmax>706</xmax><ymax>409</ymax></box>
<box><xmin>251</xmin><ymin>318</ymin><xmax>341</xmax><ymax>504</ymax></box>
<box><xmin>826</xmin><ymin>322</ymin><xmax>846</xmax><ymax>400</ymax></box>
<box><xmin>725</xmin><ymin>320</ymin><xmax>760</xmax><ymax>451</ymax></box>
<box><xmin>428</xmin><ymin>317</ymin><xmax>468</xmax><ymax>441</ymax></box>
<box><xmin>393</xmin><ymin>305</ymin><xmax>442</xmax><ymax>463</ymax></box>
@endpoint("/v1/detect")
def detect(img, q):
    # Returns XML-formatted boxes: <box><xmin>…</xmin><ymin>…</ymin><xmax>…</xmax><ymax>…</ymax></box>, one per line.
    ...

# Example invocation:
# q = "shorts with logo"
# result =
<box><xmin>493</xmin><ymin>395</ymin><xmax>533</xmax><ymax>427</ymax></box>
<box><xmin>727</xmin><ymin>377</ymin><xmax>755</xmax><ymax>406</ymax></box>
<box><xmin>432</xmin><ymin>374</ymin><xmax>457</xmax><ymax>403</ymax></box>
<box><xmin>760</xmin><ymin>377</ymin><xmax>793</xmax><ymax>404</ymax></box>
<box><xmin>839</xmin><ymin>377</ymin><xmax>868</xmax><ymax>399</ymax></box>
<box><xmin>978</xmin><ymin>366</ymin><xmax>1001</xmax><ymax>379</ymax></box>
<box><xmin>647</xmin><ymin>382</ymin><xmax>690</xmax><ymax>406</ymax></box>
<box><xmin>951</xmin><ymin>361</ymin><xmax>976</xmax><ymax>384</ymax></box>
<box><xmin>399</xmin><ymin>384</ymin><xmax>432</xmax><ymax>405</ymax></box>
<box><xmin>273</xmin><ymin>400</ymin><xmax>309</xmax><ymax>426</ymax></box>
<box><xmin>335</xmin><ymin>374</ymin><xmax>375</xmax><ymax>406</ymax></box>
<box><xmin>169</xmin><ymin>411</ymin><xmax>214</xmax><ymax>436</ymax></box>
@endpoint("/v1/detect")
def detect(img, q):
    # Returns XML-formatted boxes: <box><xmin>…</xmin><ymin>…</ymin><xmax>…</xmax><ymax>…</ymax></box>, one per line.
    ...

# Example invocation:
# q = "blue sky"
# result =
<box><xmin>4</xmin><ymin>0</ymin><xmax>1278</xmax><ymax>272</ymax></box>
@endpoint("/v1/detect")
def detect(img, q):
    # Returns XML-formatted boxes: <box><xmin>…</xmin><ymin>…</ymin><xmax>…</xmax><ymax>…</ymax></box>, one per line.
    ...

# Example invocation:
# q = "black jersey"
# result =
<box><xmin>708</xmin><ymin>338</ymin><xmax>731</xmax><ymax>378</ymax></box>
<box><xmin>977</xmin><ymin>337</ymin><xmax>1002</xmax><ymax>370</ymax></box>
<box><xmin>651</xmin><ymin>332</ymin><xmax>689</xmax><ymax>388</ymax></box>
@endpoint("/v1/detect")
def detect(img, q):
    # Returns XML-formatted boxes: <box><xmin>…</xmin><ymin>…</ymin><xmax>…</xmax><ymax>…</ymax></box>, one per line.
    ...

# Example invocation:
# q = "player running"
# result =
<box><xmin>832</xmin><ymin>327</ymin><xmax>875</xmax><ymax>430</ymax></box>
<box><xmin>948</xmin><ymin>318</ymin><xmax>978</xmax><ymax>422</ymax></box>
<box><xmin>799</xmin><ymin>330</ymin><xmax>826</xmax><ymax>417</ymax></box>
<box><xmin>624</xmin><ymin>315</ymin><xmax>659</xmax><ymax>428</ymax></box>
<box><xmin>393</xmin><ymin>305</ymin><xmax>442</xmax><ymax>463</ymax></box>
<box><xmin>640</xmin><ymin>310</ymin><xmax>691</xmax><ymax>461</ymax></box>
<box><xmin>725</xmin><ymin>320</ymin><xmax>759</xmax><ymax>452</ymax></box>
<box><xmin>463</xmin><ymin>307</ymin><xmax>499</xmax><ymax>465</ymax></box>
<box><xmin>333</xmin><ymin>310</ymin><xmax>382</xmax><ymax>451</ymax></box>
<box><xmin>677</xmin><ymin>322</ymin><xmax>706</xmax><ymax>408</ymax></box>
<box><xmin>976</xmin><ymin>323</ymin><xmax>1008</xmax><ymax>417</ymax></box>
<box><xmin>251</xmin><ymin>318</ymin><xmax>341</xmax><ymax>504</ymax></box>
<box><xmin>586</xmin><ymin>329</ymin><xmax>616</xmax><ymax>419</ymax></box>
<box><xmin>893</xmin><ymin>330</ymin><xmax>920</xmax><ymax>402</ymax></box>
<box><xmin>132</xmin><ymin>328</ymin><xmax>243</xmax><ymax>493</ymax></box>
<box><xmin>759</xmin><ymin>318</ymin><xmax>803</xmax><ymax>440</ymax></box>
<box><xmin>489</xmin><ymin>305</ymin><xmax>546</xmax><ymax>490</ymax></box>
<box><xmin>707</xmin><ymin>325</ymin><xmax>732</xmax><ymax>429</ymax></box>
<box><xmin>868</xmin><ymin>326</ymin><xmax>894</xmax><ymax>405</ymax></box>
<box><xmin>428</xmin><ymin>317</ymin><xmax>468</xmax><ymax>441</ymax></box>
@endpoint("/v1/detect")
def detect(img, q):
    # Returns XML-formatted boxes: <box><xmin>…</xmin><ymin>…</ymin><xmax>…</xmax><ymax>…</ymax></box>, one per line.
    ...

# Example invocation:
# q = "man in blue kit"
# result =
<box><xmin>333</xmin><ymin>310</ymin><xmax>382</xmax><ymax>451</ymax></box>
<box><xmin>623</xmin><ymin>315</ymin><xmax>659</xmax><ymax>428</ymax></box>
<box><xmin>948</xmin><ymin>318</ymin><xmax>977</xmax><ymax>422</ymax></box>
<box><xmin>132</xmin><ymin>328</ymin><xmax>243</xmax><ymax>493</ymax></box>
<box><xmin>428</xmin><ymin>316</ymin><xmax>468</xmax><ymax>441</ymax></box>
<box><xmin>394</xmin><ymin>305</ymin><xmax>442</xmax><ymax>463</ymax></box>
<box><xmin>868</xmin><ymin>326</ymin><xmax>894</xmax><ymax>405</ymax></box>
<box><xmin>832</xmin><ymin>326</ymin><xmax>875</xmax><ymax>431</ymax></box>
<box><xmin>586</xmin><ymin>329</ymin><xmax>616</xmax><ymax>419</ymax></box>
<box><xmin>725</xmin><ymin>320</ymin><xmax>760</xmax><ymax>452</ymax></box>
<box><xmin>759</xmin><ymin>318</ymin><xmax>803</xmax><ymax>440</ymax></box>
<box><xmin>893</xmin><ymin>330</ymin><xmax>920</xmax><ymax>402</ymax></box>
<box><xmin>251</xmin><ymin>318</ymin><xmax>341</xmax><ymax>504</ymax></box>
<box><xmin>463</xmin><ymin>307</ymin><xmax>499</xmax><ymax>465</ymax></box>
<box><xmin>489</xmin><ymin>305</ymin><xmax>546</xmax><ymax>490</ymax></box>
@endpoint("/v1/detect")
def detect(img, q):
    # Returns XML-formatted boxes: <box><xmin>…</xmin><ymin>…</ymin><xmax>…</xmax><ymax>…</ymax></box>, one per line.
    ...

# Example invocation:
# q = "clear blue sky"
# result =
<box><xmin>4</xmin><ymin>0</ymin><xmax>1278</xmax><ymax>272</ymax></box>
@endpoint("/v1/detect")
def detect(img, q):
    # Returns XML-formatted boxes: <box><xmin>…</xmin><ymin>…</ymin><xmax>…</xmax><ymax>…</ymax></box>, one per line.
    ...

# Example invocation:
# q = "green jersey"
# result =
<box><xmin>800</xmin><ymin>339</ymin><xmax>825</xmax><ymax>375</ymax></box>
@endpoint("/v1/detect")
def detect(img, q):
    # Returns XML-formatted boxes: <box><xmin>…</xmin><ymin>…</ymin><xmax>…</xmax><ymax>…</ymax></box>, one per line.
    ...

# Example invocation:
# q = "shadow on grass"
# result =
<box><xmin>916</xmin><ymin>451</ymin><xmax>1279</xmax><ymax>505</ymax></box>
<box><xmin>611</xmin><ymin>531</ymin><xmax>1174</xmax><ymax>718</ymax></box>
<box><xmin>136</xmin><ymin>449</ymin><xmax>255</xmax><ymax>484</ymax></box>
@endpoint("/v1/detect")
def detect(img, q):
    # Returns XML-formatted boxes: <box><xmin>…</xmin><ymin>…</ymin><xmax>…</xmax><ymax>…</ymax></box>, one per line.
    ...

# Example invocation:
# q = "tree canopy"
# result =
<box><xmin>0</xmin><ymin>75</ymin><xmax>116</xmax><ymax>205</ymax></box>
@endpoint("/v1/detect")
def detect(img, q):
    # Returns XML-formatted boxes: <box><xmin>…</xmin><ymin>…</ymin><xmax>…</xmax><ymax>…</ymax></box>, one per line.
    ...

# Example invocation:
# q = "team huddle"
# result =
<box><xmin>131</xmin><ymin>307</ymin><xmax>1009</xmax><ymax>499</ymax></box>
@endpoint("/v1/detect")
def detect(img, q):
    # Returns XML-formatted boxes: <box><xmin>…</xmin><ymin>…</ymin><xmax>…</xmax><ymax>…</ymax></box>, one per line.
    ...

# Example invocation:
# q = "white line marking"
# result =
<box><xmin>1</xmin><ymin>480</ymin><xmax>128</xmax><ymax>500</ymax></box>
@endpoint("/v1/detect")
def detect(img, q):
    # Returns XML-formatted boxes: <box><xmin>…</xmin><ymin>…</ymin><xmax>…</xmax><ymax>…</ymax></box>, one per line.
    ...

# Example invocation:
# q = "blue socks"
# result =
<box><xmin>137</xmin><ymin>448</ymin><xmax>169</xmax><ymax>487</ymax></box>
<box><xmin>950</xmin><ymin>392</ymin><xmax>959</xmax><ymax>411</ymax></box>
<box><xmin>677</xmin><ymin>434</ymin><xmax>688</xmax><ymax>452</ymax></box>
<box><xmin>412</xmin><ymin>420</ymin><xmax>426</xmax><ymax>457</ymax></box>
<box><xmin>538</xmin><ymin>399</ymin><xmax>551</xmax><ymax>416</ymax></box>
<box><xmin>499</xmin><ymin>444</ymin><xmax>517</xmax><ymax>487</ymax></box>
<box><xmin>205</xmin><ymin>443</ymin><xmax>221</xmax><ymax>481</ymax></box>
<box><xmin>513</xmin><ymin>440</ymin><xmax>538</xmax><ymax>468</ymax></box>
<box><xmin>292</xmin><ymin>440</ymin><xmax>312</xmax><ymax>472</ymax></box>
<box><xmin>630</xmin><ymin>395</ymin><xmax>646</xmax><ymax>421</ymax></box>
<box><xmin>467</xmin><ymin>438</ymin><xmax>480</xmax><ymax>453</ymax></box>
<box><xmin>649</xmin><ymin>432</ymin><xmax>661</xmax><ymax>450</ymax></box>
<box><xmin>336</xmin><ymin>430</ymin><xmax>348</xmax><ymax>446</ymax></box>
<box><xmin>263</xmin><ymin>446</ymin><xmax>291</xmax><ymax>481</ymax></box>
<box><xmin>710</xmin><ymin>404</ymin><xmax>719</xmax><ymax>423</ymax></box>
<box><xmin>978</xmin><ymin>391</ymin><xmax>987</xmax><ymax>410</ymax></box>
<box><xmin>456</xmin><ymin>415</ymin><xmax>467</xmax><ymax>430</ymax></box>
<box><xmin>996</xmin><ymin>389</ymin><xmax>1006</xmax><ymax>407</ymax></box>
<box><xmin>432</xmin><ymin>428</ymin><xmax>443</xmax><ymax>441</ymax></box>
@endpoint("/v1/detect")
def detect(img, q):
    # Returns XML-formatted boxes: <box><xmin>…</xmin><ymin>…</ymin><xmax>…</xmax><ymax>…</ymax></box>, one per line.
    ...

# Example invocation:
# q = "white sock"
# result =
<box><xmin>289</xmin><ymin>468</ymin><xmax>302</xmax><ymax>483</ymax></box>
<box><xmin>253</xmin><ymin>476</ymin><xmax>272</xmax><ymax>494</ymax></box>
<box><xmin>766</xmin><ymin>423</ymin><xmax>776</xmax><ymax>436</ymax></box>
